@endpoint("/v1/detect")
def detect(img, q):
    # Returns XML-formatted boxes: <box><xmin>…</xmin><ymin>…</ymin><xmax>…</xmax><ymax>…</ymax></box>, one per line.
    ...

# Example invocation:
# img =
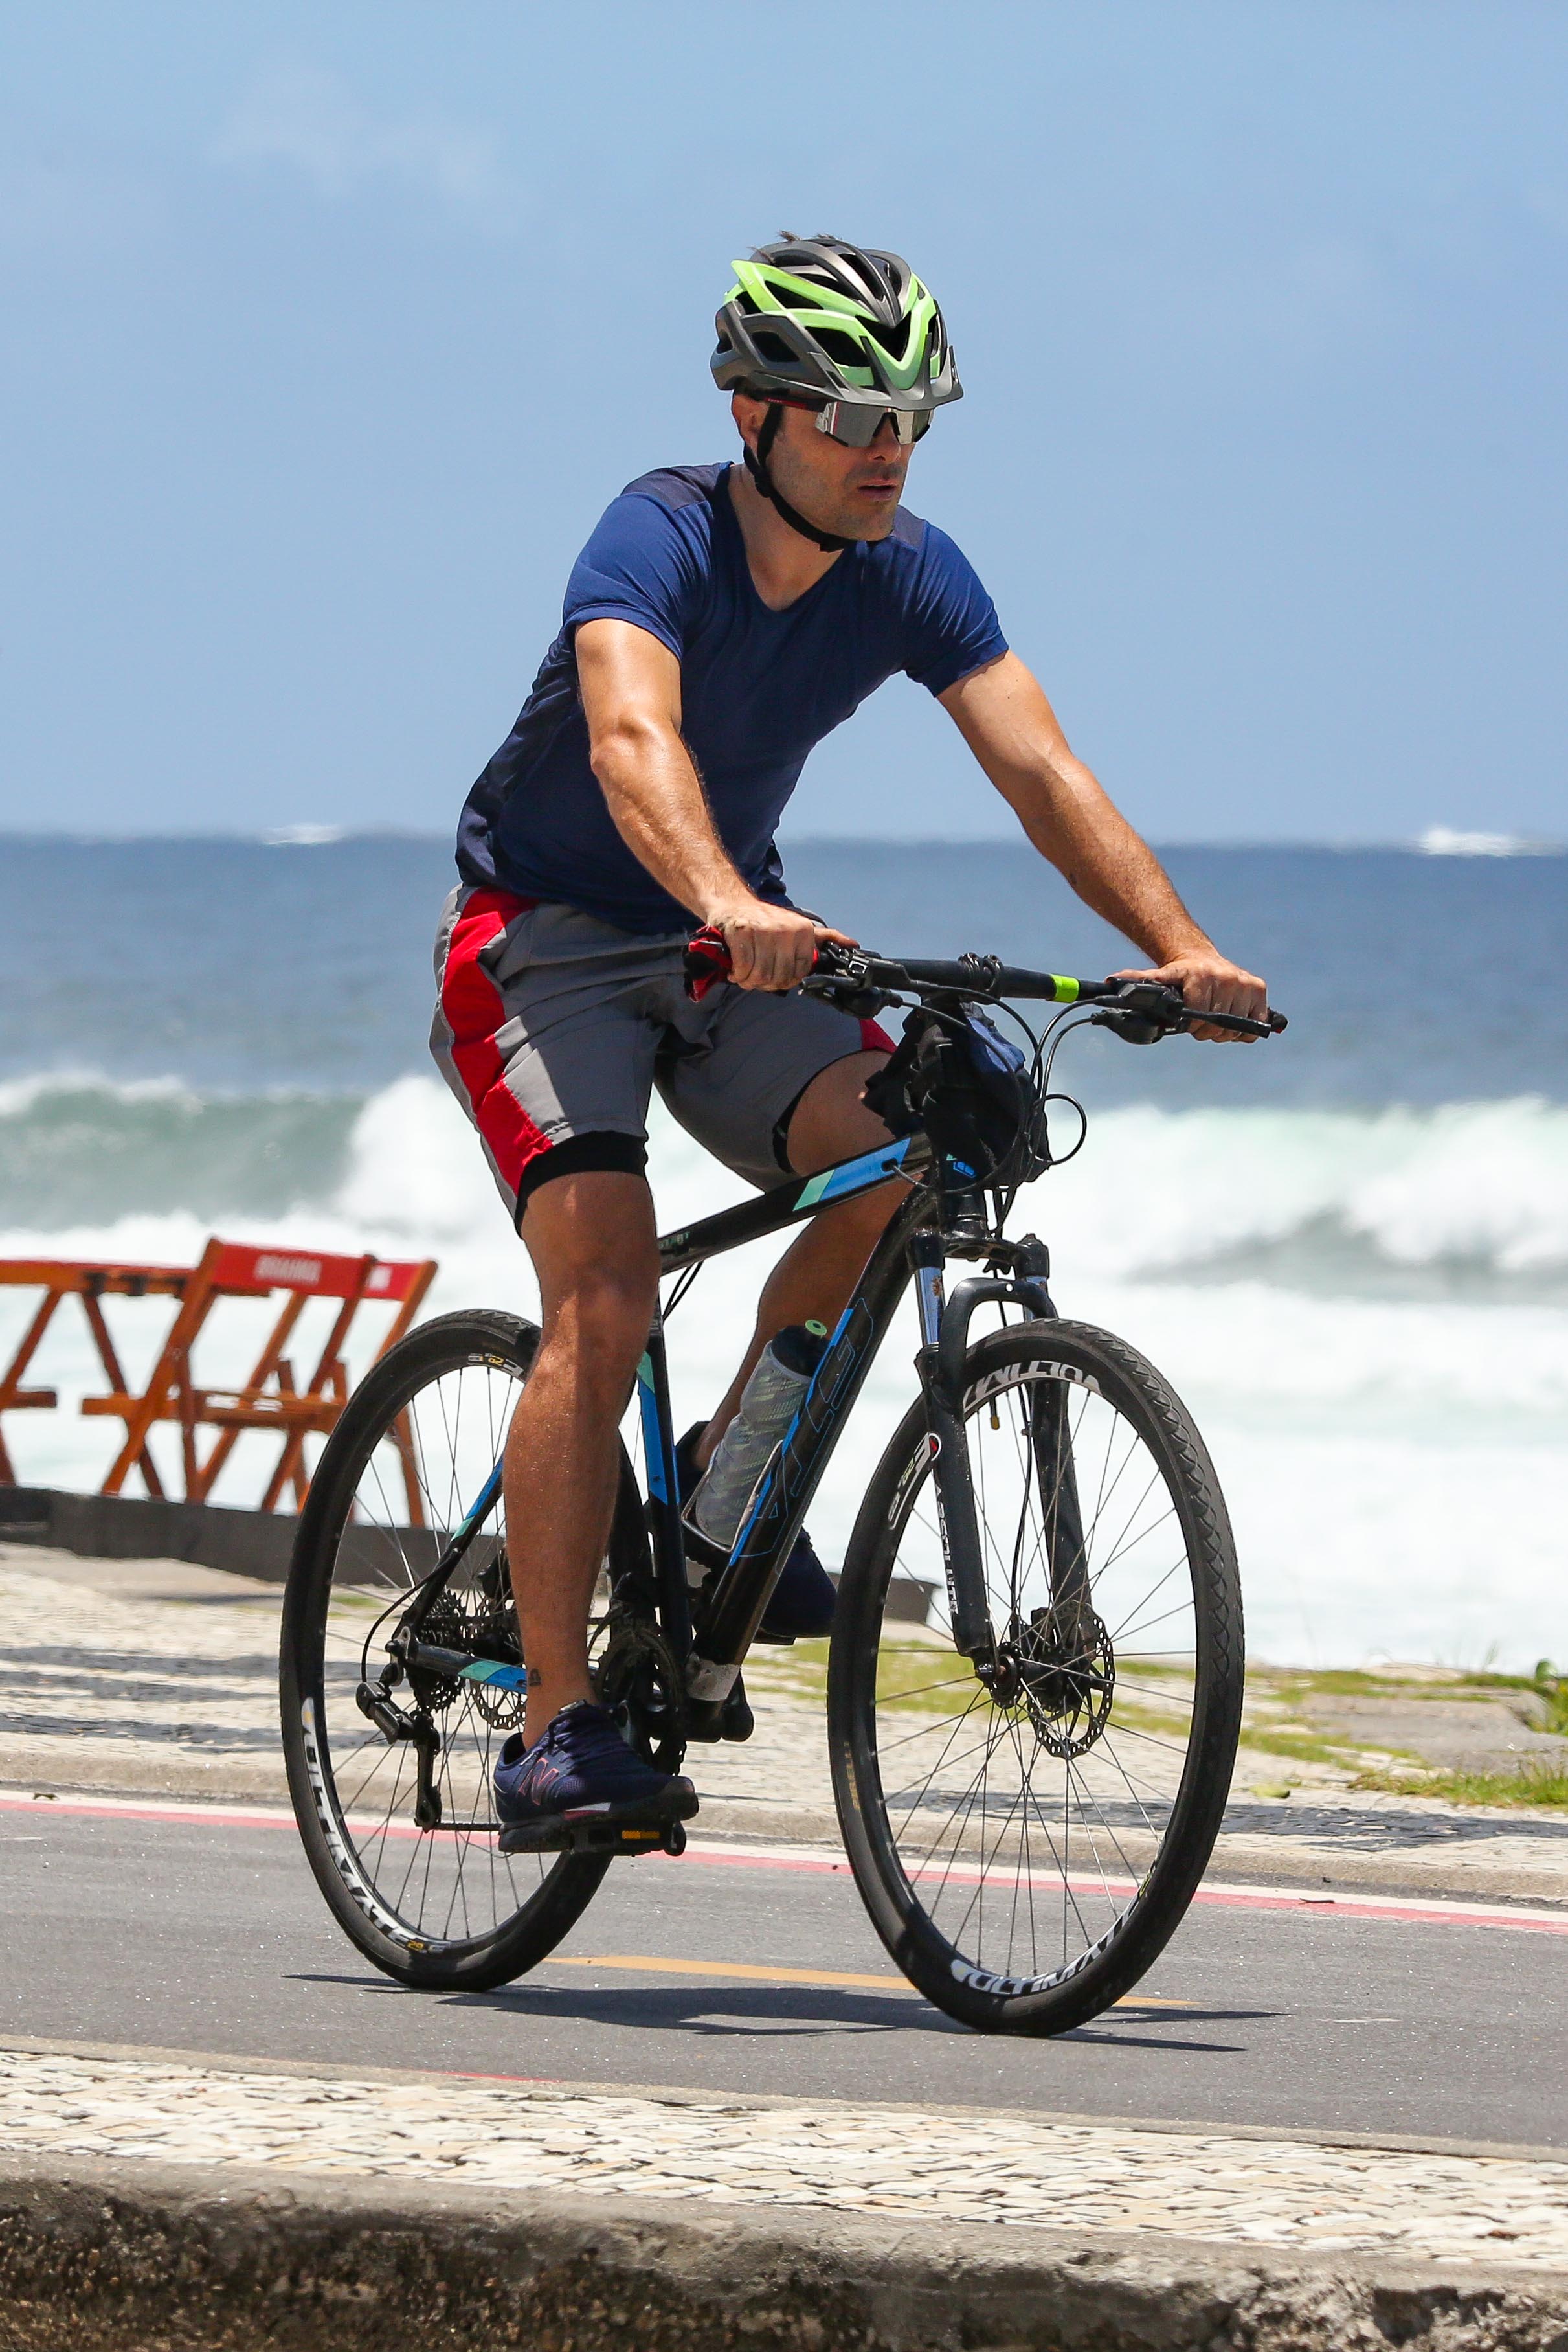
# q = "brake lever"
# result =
<box><xmin>798</xmin><ymin>942</ymin><xmax>899</xmax><ymax>1019</ymax></box>
<box><xmin>1091</xmin><ymin>980</ymin><xmax>1286</xmax><ymax>1044</ymax></box>
<box><xmin>1089</xmin><ymin>980</ymin><xmax>1187</xmax><ymax>1045</ymax></box>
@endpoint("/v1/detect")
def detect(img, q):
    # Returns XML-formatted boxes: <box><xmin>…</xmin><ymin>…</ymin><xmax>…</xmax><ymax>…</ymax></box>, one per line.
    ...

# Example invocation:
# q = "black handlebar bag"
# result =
<box><xmin>864</xmin><ymin>1006</ymin><xmax>1050</xmax><ymax>1190</ymax></box>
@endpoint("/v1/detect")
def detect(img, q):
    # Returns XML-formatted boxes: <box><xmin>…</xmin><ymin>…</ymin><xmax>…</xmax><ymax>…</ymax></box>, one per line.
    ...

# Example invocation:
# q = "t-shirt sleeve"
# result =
<box><xmin>898</xmin><ymin>521</ymin><xmax>1009</xmax><ymax>696</ymax></box>
<box><xmin>561</xmin><ymin>492</ymin><xmax>704</xmax><ymax>664</ymax></box>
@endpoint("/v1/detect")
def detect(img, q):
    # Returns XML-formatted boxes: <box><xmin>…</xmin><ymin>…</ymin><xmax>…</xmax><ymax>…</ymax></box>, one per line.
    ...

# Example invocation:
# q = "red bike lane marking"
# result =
<box><xmin>3</xmin><ymin>1788</ymin><xmax>1565</xmax><ymax>1938</ymax></box>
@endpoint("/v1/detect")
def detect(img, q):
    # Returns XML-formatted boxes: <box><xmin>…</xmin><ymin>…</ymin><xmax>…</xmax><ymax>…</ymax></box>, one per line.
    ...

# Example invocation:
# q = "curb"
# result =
<box><xmin>0</xmin><ymin>1488</ymin><xmax>297</xmax><ymax>1581</ymax></box>
<box><xmin>1</xmin><ymin>2153</ymin><xmax>1565</xmax><ymax>2352</ymax></box>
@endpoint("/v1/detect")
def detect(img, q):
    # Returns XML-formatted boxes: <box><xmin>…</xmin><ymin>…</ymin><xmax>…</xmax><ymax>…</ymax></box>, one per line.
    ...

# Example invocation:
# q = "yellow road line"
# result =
<box><xmin>548</xmin><ymin>1953</ymin><xmax>1187</xmax><ymax>2007</ymax></box>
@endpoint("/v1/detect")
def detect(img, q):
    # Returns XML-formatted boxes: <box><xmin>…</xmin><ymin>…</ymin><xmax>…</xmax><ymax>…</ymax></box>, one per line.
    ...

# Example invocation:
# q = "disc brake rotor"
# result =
<box><xmin>1009</xmin><ymin>1605</ymin><xmax>1115</xmax><ymax>1759</ymax></box>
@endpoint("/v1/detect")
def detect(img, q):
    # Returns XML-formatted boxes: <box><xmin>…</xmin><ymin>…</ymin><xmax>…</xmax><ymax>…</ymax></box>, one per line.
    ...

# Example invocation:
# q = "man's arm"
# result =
<box><xmin>940</xmin><ymin>651</ymin><xmax>1265</xmax><ymax>1041</ymax></box>
<box><xmin>576</xmin><ymin>618</ymin><xmax>853</xmax><ymax>990</ymax></box>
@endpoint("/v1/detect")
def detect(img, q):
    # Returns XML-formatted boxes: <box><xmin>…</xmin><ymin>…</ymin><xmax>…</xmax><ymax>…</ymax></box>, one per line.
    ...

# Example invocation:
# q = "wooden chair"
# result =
<box><xmin>0</xmin><ymin>1258</ymin><xmax>221</xmax><ymax>1494</ymax></box>
<box><xmin>0</xmin><ymin>1241</ymin><xmax>434</xmax><ymax>1513</ymax></box>
<box><xmin>81</xmin><ymin>1239</ymin><xmax>436</xmax><ymax>1511</ymax></box>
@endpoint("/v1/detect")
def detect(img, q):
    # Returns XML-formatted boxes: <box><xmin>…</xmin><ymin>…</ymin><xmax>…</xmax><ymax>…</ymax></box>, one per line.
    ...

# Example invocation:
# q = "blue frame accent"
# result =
<box><xmin>794</xmin><ymin>1134</ymin><xmax>911</xmax><ymax>1210</ymax></box>
<box><xmin>636</xmin><ymin>1351</ymin><xmax>667</xmax><ymax>1502</ymax></box>
<box><xmin>457</xmin><ymin>1464</ymin><xmax>504</xmax><ymax>1537</ymax></box>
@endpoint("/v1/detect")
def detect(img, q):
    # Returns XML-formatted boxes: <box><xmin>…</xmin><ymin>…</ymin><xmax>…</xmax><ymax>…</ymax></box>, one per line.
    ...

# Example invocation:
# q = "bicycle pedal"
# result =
<box><xmin>497</xmin><ymin>1792</ymin><xmax>699</xmax><ymax>1858</ymax></box>
<box><xmin>498</xmin><ymin>1816</ymin><xmax>662</xmax><ymax>1857</ymax></box>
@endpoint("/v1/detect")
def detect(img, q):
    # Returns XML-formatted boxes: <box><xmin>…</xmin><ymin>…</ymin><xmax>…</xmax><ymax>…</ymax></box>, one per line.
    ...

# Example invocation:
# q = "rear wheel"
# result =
<box><xmin>828</xmin><ymin>1318</ymin><xmax>1243</xmax><ymax>2034</ymax></box>
<box><xmin>280</xmin><ymin>1309</ymin><xmax>641</xmax><ymax>1991</ymax></box>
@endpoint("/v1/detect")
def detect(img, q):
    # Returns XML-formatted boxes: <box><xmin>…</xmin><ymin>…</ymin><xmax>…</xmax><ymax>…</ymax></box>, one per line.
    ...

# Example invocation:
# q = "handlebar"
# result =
<box><xmin>682</xmin><ymin>927</ymin><xmax>1287</xmax><ymax>1041</ymax></box>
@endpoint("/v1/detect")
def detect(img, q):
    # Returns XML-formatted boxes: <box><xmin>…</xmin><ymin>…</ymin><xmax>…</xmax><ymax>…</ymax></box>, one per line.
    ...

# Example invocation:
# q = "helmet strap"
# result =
<box><xmin>743</xmin><ymin>404</ymin><xmax>858</xmax><ymax>554</ymax></box>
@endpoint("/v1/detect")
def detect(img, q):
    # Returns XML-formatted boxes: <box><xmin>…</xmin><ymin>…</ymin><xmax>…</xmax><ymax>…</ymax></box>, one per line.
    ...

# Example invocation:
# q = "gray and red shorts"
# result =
<box><xmin>431</xmin><ymin>890</ymin><xmax>893</xmax><ymax>1221</ymax></box>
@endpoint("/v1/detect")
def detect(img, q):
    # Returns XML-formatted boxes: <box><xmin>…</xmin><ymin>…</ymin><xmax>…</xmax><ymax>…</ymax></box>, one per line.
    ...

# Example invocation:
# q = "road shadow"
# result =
<box><xmin>287</xmin><ymin>1971</ymin><xmax>1264</xmax><ymax>2052</ymax></box>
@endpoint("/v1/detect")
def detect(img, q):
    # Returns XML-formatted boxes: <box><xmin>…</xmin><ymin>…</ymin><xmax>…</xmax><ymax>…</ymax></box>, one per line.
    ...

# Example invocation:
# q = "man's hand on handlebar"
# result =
<box><xmin>1114</xmin><ymin>947</ymin><xmax>1268</xmax><ymax>1045</ymax></box>
<box><xmin>705</xmin><ymin>895</ymin><xmax>857</xmax><ymax>993</ymax></box>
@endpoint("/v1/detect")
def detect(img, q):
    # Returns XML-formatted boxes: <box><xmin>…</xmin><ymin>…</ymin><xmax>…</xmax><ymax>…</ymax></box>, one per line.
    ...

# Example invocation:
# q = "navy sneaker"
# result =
<box><xmin>493</xmin><ymin>1702</ymin><xmax>697</xmax><ymax>1853</ymax></box>
<box><xmin>675</xmin><ymin>1424</ymin><xmax>838</xmax><ymax>1645</ymax></box>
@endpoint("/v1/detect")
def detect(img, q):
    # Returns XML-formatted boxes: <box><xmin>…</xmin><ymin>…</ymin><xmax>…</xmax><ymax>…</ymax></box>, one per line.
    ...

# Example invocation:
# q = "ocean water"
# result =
<box><xmin>1</xmin><ymin>836</ymin><xmax>1563</xmax><ymax>1673</ymax></box>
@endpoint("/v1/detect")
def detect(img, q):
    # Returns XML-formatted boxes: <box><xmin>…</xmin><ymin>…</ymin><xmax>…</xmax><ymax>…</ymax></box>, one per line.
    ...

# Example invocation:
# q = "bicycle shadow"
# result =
<box><xmin>287</xmin><ymin>1971</ymin><xmax>1260</xmax><ymax>2052</ymax></box>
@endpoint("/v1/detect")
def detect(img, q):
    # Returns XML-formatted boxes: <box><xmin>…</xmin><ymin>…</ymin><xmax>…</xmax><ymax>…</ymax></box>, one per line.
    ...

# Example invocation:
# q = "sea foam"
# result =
<box><xmin>0</xmin><ymin>1073</ymin><xmax>1563</xmax><ymax>1671</ymax></box>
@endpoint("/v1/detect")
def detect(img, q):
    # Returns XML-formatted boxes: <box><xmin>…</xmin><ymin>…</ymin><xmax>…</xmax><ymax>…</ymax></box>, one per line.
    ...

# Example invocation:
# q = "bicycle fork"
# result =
<box><xmin>910</xmin><ymin>1229</ymin><xmax>1075</xmax><ymax>1677</ymax></box>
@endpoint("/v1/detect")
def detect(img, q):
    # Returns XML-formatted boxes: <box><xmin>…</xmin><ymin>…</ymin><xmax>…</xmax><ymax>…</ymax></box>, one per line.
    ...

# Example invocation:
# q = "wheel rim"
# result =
<box><xmin>862</xmin><ymin>1352</ymin><xmax>1217</xmax><ymax>1998</ymax></box>
<box><xmin>297</xmin><ymin>1345</ymin><xmax>575</xmax><ymax>1957</ymax></box>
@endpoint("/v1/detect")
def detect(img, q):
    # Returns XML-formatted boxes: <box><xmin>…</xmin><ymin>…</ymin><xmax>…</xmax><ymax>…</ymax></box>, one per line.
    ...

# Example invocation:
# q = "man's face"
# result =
<box><xmin>732</xmin><ymin>394</ymin><xmax>912</xmax><ymax>543</ymax></box>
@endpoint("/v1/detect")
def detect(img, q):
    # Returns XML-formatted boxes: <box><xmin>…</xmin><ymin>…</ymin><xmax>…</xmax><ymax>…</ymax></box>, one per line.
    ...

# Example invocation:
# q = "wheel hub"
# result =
<box><xmin>1003</xmin><ymin>1604</ymin><xmax>1115</xmax><ymax>1758</ymax></box>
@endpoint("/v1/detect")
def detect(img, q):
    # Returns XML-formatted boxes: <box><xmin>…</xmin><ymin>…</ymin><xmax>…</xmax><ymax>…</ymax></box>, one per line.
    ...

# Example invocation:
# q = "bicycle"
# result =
<box><xmin>280</xmin><ymin>936</ymin><xmax>1284</xmax><ymax>2035</ymax></box>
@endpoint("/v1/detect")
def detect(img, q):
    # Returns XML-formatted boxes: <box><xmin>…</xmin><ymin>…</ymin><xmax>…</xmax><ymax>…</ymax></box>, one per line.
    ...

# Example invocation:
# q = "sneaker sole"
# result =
<box><xmin>497</xmin><ymin>1778</ymin><xmax>699</xmax><ymax>1857</ymax></box>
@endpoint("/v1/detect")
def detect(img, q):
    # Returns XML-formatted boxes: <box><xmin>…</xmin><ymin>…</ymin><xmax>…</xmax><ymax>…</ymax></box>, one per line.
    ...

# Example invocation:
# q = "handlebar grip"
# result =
<box><xmin>684</xmin><ymin>925</ymin><xmax>847</xmax><ymax>999</ymax></box>
<box><xmin>683</xmin><ymin>925</ymin><xmax>734</xmax><ymax>1001</ymax></box>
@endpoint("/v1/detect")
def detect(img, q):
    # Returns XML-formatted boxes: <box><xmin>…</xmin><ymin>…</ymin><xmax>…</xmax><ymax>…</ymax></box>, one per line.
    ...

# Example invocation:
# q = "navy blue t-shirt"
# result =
<box><xmin>456</xmin><ymin>462</ymin><xmax>1008</xmax><ymax>934</ymax></box>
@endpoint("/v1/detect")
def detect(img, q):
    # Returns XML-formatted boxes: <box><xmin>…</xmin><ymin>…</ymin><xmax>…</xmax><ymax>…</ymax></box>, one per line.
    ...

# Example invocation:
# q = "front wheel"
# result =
<box><xmin>828</xmin><ymin>1318</ymin><xmax>1243</xmax><ymax>2035</ymax></box>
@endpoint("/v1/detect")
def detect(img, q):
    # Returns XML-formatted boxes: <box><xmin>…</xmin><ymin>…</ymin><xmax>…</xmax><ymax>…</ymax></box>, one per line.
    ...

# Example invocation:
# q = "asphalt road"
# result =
<box><xmin>3</xmin><ymin>1793</ymin><xmax>1565</xmax><ymax>2153</ymax></box>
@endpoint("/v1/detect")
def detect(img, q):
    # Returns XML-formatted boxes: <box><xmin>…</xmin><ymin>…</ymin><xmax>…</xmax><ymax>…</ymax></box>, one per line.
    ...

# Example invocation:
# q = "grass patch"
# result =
<box><xmin>1250</xmin><ymin>1661</ymin><xmax>1568</xmax><ymax>1725</ymax></box>
<box><xmin>1238</xmin><ymin>1726</ymin><xmax>1375</xmax><ymax>1770</ymax></box>
<box><xmin>1352</xmin><ymin>1761</ymin><xmax>1568</xmax><ymax>1812</ymax></box>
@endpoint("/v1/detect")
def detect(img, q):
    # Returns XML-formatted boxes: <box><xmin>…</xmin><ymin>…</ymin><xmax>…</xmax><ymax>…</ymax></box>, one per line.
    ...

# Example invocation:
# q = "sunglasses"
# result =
<box><xmin>774</xmin><ymin>395</ymin><xmax>933</xmax><ymax>449</ymax></box>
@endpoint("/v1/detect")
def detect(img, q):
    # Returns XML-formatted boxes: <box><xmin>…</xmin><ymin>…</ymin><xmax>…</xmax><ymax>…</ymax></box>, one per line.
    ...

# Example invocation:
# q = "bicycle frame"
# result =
<box><xmin>635</xmin><ymin>1132</ymin><xmax>1060</xmax><ymax>1737</ymax></box>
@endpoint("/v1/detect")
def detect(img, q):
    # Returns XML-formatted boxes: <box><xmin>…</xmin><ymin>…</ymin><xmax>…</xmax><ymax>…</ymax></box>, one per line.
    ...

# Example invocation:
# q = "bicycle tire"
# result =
<box><xmin>828</xmin><ymin>1317</ymin><xmax>1243</xmax><ymax>2035</ymax></box>
<box><xmin>280</xmin><ymin>1307</ymin><xmax>632</xmax><ymax>1991</ymax></box>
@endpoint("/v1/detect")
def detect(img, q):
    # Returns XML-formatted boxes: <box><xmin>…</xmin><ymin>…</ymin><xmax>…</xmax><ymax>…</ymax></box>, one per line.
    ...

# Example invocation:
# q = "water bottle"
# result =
<box><xmin>688</xmin><ymin>1321</ymin><xmax>829</xmax><ymax>1548</ymax></box>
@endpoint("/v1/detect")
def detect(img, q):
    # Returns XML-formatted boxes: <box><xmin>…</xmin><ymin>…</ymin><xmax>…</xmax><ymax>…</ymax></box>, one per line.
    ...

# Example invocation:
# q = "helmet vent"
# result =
<box><xmin>814</xmin><ymin>327</ymin><xmax>865</xmax><ymax>367</ymax></box>
<box><xmin>752</xmin><ymin>331</ymin><xmax>798</xmax><ymax>366</ymax></box>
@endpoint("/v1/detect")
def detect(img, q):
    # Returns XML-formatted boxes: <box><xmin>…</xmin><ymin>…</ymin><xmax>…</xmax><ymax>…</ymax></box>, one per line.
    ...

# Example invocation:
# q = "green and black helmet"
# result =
<box><xmin>712</xmin><ymin>232</ymin><xmax>962</xmax><ymax>414</ymax></box>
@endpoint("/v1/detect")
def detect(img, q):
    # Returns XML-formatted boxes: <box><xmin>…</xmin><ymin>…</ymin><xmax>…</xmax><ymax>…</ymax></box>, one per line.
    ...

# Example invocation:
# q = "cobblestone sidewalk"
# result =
<box><xmin>5</xmin><ymin>1542</ymin><xmax>1568</xmax><ymax>1903</ymax></box>
<box><xmin>2</xmin><ymin>2045</ymin><xmax>1565</xmax><ymax>2270</ymax></box>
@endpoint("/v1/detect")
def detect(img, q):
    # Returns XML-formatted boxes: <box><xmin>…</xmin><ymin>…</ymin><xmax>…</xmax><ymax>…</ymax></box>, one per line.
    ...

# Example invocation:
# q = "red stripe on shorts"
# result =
<box><xmin>440</xmin><ymin>889</ymin><xmax>550</xmax><ymax>1198</ymax></box>
<box><xmin>859</xmin><ymin>1017</ymin><xmax>896</xmax><ymax>1054</ymax></box>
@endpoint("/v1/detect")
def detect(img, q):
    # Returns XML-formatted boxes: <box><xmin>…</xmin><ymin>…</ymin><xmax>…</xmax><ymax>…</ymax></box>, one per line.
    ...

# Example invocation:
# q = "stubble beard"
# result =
<box><xmin>768</xmin><ymin>441</ymin><xmax>905</xmax><ymax>544</ymax></box>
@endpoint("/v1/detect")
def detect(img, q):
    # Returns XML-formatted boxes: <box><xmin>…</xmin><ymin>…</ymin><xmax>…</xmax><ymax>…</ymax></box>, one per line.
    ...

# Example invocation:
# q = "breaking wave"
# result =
<box><xmin>4</xmin><ymin>1072</ymin><xmax>1566</xmax><ymax>1300</ymax></box>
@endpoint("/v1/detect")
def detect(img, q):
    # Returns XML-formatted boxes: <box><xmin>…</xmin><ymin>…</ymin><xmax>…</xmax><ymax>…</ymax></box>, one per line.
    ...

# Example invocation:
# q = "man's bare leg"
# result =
<box><xmin>695</xmin><ymin>1051</ymin><xmax>897</xmax><ymax>1469</ymax></box>
<box><xmin>506</xmin><ymin>1169</ymin><xmax>660</xmax><ymax>1746</ymax></box>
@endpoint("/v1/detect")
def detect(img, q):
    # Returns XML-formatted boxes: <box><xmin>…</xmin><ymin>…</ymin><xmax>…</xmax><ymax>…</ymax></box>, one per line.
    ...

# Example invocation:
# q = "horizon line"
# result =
<box><xmin>0</xmin><ymin>828</ymin><xmax>1562</xmax><ymax>856</ymax></box>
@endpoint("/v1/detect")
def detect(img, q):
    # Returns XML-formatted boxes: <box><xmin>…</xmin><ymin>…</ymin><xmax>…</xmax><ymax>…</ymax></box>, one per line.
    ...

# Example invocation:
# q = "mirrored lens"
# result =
<box><xmin>815</xmin><ymin>402</ymin><xmax>930</xmax><ymax>449</ymax></box>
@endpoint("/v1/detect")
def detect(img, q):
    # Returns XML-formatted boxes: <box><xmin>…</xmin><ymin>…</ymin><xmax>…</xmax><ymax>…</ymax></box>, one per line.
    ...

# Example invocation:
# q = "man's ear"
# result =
<box><xmin>730</xmin><ymin>392</ymin><xmax>765</xmax><ymax>453</ymax></box>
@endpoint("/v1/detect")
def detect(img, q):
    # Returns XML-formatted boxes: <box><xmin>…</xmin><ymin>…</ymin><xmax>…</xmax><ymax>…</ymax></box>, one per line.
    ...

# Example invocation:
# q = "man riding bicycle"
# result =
<box><xmin>432</xmin><ymin>232</ymin><xmax>1266</xmax><ymax>1848</ymax></box>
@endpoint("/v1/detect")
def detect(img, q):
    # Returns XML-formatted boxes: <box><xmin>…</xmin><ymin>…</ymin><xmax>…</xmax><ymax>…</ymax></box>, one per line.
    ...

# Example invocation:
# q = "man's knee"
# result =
<box><xmin>550</xmin><ymin>1259</ymin><xmax>659</xmax><ymax>1361</ymax></box>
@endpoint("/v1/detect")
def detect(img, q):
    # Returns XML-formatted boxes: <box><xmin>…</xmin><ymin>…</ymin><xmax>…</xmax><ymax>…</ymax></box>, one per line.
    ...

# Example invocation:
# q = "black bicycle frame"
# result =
<box><xmin>634</xmin><ymin>1130</ymin><xmax>1062</xmax><ymax>1737</ymax></box>
<box><xmin>394</xmin><ymin>1127</ymin><xmax>1077</xmax><ymax>1741</ymax></box>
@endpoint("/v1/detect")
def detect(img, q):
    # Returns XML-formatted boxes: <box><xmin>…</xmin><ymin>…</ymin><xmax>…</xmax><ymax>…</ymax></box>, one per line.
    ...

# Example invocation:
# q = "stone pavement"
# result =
<box><xmin>3</xmin><ymin>1541</ymin><xmax>1567</xmax><ymax>1904</ymax></box>
<box><xmin>3</xmin><ymin>2042</ymin><xmax>1567</xmax><ymax>2271</ymax></box>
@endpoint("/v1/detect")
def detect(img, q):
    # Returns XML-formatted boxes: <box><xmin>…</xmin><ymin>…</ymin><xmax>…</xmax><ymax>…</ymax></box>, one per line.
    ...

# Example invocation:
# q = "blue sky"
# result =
<box><xmin>2</xmin><ymin>2</ymin><xmax>1564</xmax><ymax>843</ymax></box>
